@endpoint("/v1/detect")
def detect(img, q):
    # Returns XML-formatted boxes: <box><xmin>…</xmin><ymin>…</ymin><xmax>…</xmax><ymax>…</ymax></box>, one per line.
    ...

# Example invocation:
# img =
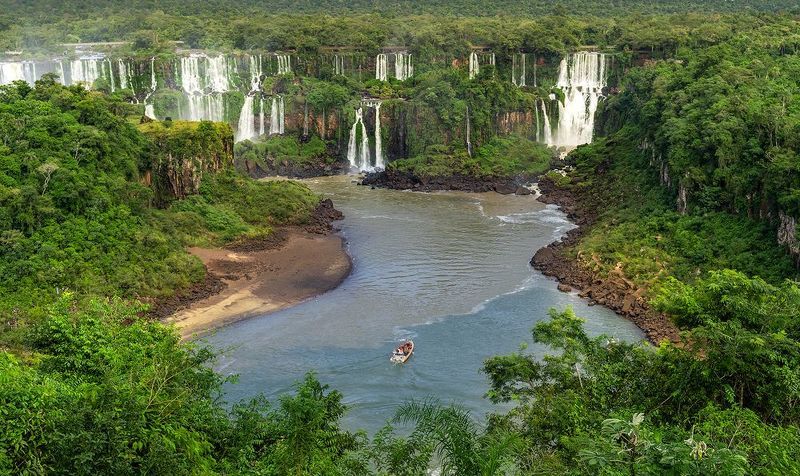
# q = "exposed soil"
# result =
<box><xmin>153</xmin><ymin>199</ymin><xmax>351</xmax><ymax>338</ymax></box>
<box><xmin>531</xmin><ymin>176</ymin><xmax>681</xmax><ymax>344</ymax></box>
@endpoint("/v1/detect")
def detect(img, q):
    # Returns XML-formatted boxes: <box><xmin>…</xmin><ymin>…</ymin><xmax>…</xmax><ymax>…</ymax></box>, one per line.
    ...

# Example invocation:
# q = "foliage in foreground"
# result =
<box><xmin>0</xmin><ymin>295</ymin><xmax>366</xmax><ymax>476</ymax></box>
<box><xmin>4</xmin><ymin>270</ymin><xmax>800</xmax><ymax>474</ymax></box>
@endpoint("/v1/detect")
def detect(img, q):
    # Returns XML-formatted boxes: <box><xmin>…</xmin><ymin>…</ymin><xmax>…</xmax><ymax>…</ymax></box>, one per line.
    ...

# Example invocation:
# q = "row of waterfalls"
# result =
<box><xmin>374</xmin><ymin>52</ymin><xmax>413</xmax><ymax>81</ymax></box>
<box><xmin>2</xmin><ymin>50</ymin><xmax>608</xmax><ymax>160</ymax></box>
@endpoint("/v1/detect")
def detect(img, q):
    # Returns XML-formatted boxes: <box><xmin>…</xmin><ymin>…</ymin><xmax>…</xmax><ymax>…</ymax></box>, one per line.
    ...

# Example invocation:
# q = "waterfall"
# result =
<box><xmin>374</xmin><ymin>102</ymin><xmax>383</xmax><ymax>169</ymax></box>
<box><xmin>347</xmin><ymin>108</ymin><xmax>366</xmax><ymax>170</ymax></box>
<box><xmin>550</xmin><ymin>51</ymin><xmax>608</xmax><ymax>149</ymax></box>
<box><xmin>249</xmin><ymin>54</ymin><xmax>262</xmax><ymax>86</ymax></box>
<box><xmin>394</xmin><ymin>52</ymin><xmax>412</xmax><ymax>81</ymax></box>
<box><xmin>539</xmin><ymin>99</ymin><xmax>553</xmax><ymax>146</ymax></box>
<box><xmin>236</xmin><ymin>95</ymin><xmax>256</xmax><ymax>142</ymax></box>
<box><xmin>143</xmin><ymin>57</ymin><xmax>157</xmax><ymax>119</ymax></box>
<box><xmin>512</xmin><ymin>53</ymin><xmax>526</xmax><ymax>87</ymax></box>
<box><xmin>334</xmin><ymin>54</ymin><xmax>345</xmax><ymax>76</ymax></box>
<box><xmin>206</xmin><ymin>55</ymin><xmax>230</xmax><ymax>92</ymax></box>
<box><xmin>469</xmin><ymin>52</ymin><xmax>479</xmax><ymax>79</ymax></box>
<box><xmin>106</xmin><ymin>59</ymin><xmax>115</xmax><ymax>92</ymax></box>
<box><xmin>259</xmin><ymin>97</ymin><xmax>266</xmax><ymax>136</ymax></box>
<box><xmin>466</xmin><ymin>105</ymin><xmax>472</xmax><ymax>156</ymax></box>
<box><xmin>279</xmin><ymin>96</ymin><xmax>285</xmax><ymax>134</ymax></box>
<box><xmin>0</xmin><ymin>62</ymin><xmax>37</xmax><ymax>85</ymax></box>
<box><xmin>270</xmin><ymin>96</ymin><xmax>285</xmax><ymax>135</ymax></box>
<box><xmin>69</xmin><ymin>57</ymin><xmax>102</xmax><ymax>88</ymax></box>
<box><xmin>276</xmin><ymin>54</ymin><xmax>291</xmax><ymax>75</ymax></box>
<box><xmin>180</xmin><ymin>54</ymin><xmax>228</xmax><ymax>122</ymax></box>
<box><xmin>375</xmin><ymin>54</ymin><xmax>388</xmax><ymax>81</ymax></box>
<box><xmin>360</xmin><ymin>111</ymin><xmax>370</xmax><ymax>171</ymax></box>
<box><xmin>118</xmin><ymin>59</ymin><xmax>134</xmax><ymax>95</ymax></box>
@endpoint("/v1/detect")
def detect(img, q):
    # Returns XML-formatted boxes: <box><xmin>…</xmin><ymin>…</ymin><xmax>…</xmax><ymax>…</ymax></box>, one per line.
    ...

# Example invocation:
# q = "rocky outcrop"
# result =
<box><xmin>140</xmin><ymin>120</ymin><xmax>234</xmax><ymax>204</ymax></box>
<box><xmin>531</xmin><ymin>176</ymin><xmax>680</xmax><ymax>345</ymax></box>
<box><xmin>361</xmin><ymin>169</ymin><xmax>536</xmax><ymax>195</ymax></box>
<box><xmin>239</xmin><ymin>155</ymin><xmax>349</xmax><ymax>179</ymax></box>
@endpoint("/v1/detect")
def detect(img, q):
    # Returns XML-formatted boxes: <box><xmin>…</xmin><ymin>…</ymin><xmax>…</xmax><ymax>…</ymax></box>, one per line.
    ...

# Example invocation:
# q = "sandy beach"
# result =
<box><xmin>166</xmin><ymin>229</ymin><xmax>351</xmax><ymax>339</ymax></box>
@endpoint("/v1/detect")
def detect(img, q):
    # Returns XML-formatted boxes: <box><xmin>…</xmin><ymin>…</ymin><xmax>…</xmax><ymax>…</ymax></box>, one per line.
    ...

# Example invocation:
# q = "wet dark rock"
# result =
<box><xmin>531</xmin><ymin>176</ymin><xmax>680</xmax><ymax>345</ymax></box>
<box><xmin>362</xmin><ymin>169</ymin><xmax>540</xmax><ymax>195</ymax></box>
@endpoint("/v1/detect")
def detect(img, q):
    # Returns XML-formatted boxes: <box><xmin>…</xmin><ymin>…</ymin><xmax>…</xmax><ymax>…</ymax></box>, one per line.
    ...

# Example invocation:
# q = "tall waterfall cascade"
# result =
<box><xmin>375</xmin><ymin>54</ymin><xmax>388</xmax><ymax>81</ymax></box>
<box><xmin>394</xmin><ymin>52</ymin><xmax>413</xmax><ymax>81</ymax></box>
<box><xmin>276</xmin><ymin>54</ymin><xmax>292</xmax><ymax>75</ymax></box>
<box><xmin>538</xmin><ymin>99</ymin><xmax>553</xmax><ymax>145</ymax></box>
<box><xmin>347</xmin><ymin>101</ymin><xmax>383</xmax><ymax>171</ymax></box>
<box><xmin>236</xmin><ymin>95</ymin><xmax>257</xmax><ymax>142</ymax></box>
<box><xmin>270</xmin><ymin>96</ymin><xmax>285</xmax><ymax>135</ymax></box>
<box><xmin>333</xmin><ymin>55</ymin><xmax>346</xmax><ymax>76</ymax></box>
<box><xmin>469</xmin><ymin>52</ymin><xmax>479</xmax><ymax>79</ymax></box>
<box><xmin>549</xmin><ymin>51</ymin><xmax>608</xmax><ymax>149</ymax></box>
<box><xmin>373</xmin><ymin>101</ymin><xmax>384</xmax><ymax>168</ymax></box>
<box><xmin>180</xmin><ymin>54</ymin><xmax>231</xmax><ymax>122</ymax></box>
<box><xmin>512</xmin><ymin>53</ymin><xmax>526</xmax><ymax>87</ymax></box>
<box><xmin>143</xmin><ymin>57</ymin><xmax>157</xmax><ymax>119</ymax></box>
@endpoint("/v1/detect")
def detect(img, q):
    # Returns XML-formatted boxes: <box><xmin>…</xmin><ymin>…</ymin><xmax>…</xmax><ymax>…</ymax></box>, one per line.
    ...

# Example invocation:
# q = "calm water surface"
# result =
<box><xmin>204</xmin><ymin>176</ymin><xmax>643</xmax><ymax>433</ymax></box>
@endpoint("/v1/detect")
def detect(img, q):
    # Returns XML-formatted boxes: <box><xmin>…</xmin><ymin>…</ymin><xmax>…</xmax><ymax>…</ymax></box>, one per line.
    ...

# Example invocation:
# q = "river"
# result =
<box><xmin>204</xmin><ymin>175</ymin><xmax>643</xmax><ymax>433</ymax></box>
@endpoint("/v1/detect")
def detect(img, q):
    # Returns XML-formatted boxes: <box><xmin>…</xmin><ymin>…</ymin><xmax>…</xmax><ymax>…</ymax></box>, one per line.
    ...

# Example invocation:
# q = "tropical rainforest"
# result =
<box><xmin>2</xmin><ymin>0</ymin><xmax>800</xmax><ymax>474</ymax></box>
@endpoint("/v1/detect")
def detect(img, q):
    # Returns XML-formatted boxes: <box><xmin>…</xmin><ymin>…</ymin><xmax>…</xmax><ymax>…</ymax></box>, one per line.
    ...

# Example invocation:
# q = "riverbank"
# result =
<box><xmin>361</xmin><ymin>169</ymin><xmax>535</xmax><ymax>195</ymax></box>
<box><xmin>163</xmin><ymin>199</ymin><xmax>352</xmax><ymax>339</ymax></box>
<box><xmin>531</xmin><ymin>176</ymin><xmax>681</xmax><ymax>344</ymax></box>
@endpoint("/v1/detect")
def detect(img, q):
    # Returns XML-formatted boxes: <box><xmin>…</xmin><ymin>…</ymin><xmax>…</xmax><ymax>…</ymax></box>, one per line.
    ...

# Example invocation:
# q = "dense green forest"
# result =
<box><xmin>3</xmin><ymin>1</ymin><xmax>800</xmax><ymax>474</ymax></box>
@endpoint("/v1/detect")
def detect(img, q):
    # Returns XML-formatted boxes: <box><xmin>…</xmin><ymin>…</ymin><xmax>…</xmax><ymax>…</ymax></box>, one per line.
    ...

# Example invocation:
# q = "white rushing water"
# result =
<box><xmin>180</xmin><ymin>54</ymin><xmax>229</xmax><ymax>122</ymax></box>
<box><xmin>549</xmin><ymin>51</ymin><xmax>608</xmax><ymax>149</ymax></box>
<box><xmin>469</xmin><ymin>51</ymin><xmax>479</xmax><ymax>79</ymax></box>
<box><xmin>333</xmin><ymin>54</ymin><xmax>346</xmax><ymax>76</ymax></box>
<box><xmin>276</xmin><ymin>54</ymin><xmax>292</xmax><ymax>75</ymax></box>
<box><xmin>236</xmin><ymin>95</ymin><xmax>256</xmax><ymax>142</ymax></box>
<box><xmin>374</xmin><ymin>101</ymin><xmax>383</xmax><ymax>169</ymax></box>
<box><xmin>512</xmin><ymin>53</ymin><xmax>526</xmax><ymax>87</ymax></box>
<box><xmin>394</xmin><ymin>52</ymin><xmax>413</xmax><ymax>81</ymax></box>
<box><xmin>269</xmin><ymin>96</ymin><xmax>285</xmax><ymax>135</ymax></box>
<box><xmin>347</xmin><ymin>107</ymin><xmax>367</xmax><ymax>170</ymax></box>
<box><xmin>539</xmin><ymin>99</ymin><xmax>553</xmax><ymax>145</ymax></box>
<box><xmin>375</xmin><ymin>53</ymin><xmax>388</xmax><ymax>81</ymax></box>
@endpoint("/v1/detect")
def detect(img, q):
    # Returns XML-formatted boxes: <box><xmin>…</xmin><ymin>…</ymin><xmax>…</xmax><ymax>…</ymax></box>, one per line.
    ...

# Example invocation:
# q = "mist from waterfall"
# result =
<box><xmin>549</xmin><ymin>51</ymin><xmax>608</xmax><ymax>149</ymax></box>
<box><xmin>375</xmin><ymin>54</ymin><xmax>388</xmax><ymax>81</ymax></box>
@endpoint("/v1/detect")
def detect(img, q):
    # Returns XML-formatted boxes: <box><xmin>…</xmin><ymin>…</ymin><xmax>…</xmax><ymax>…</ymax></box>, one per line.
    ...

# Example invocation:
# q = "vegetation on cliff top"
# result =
<box><xmin>389</xmin><ymin>135</ymin><xmax>553</xmax><ymax>179</ymax></box>
<box><xmin>0</xmin><ymin>79</ymin><xmax>319</xmax><ymax>350</ymax></box>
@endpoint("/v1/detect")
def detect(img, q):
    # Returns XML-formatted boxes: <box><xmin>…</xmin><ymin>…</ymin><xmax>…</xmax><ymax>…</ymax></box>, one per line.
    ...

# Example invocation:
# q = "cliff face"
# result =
<box><xmin>139</xmin><ymin>120</ymin><xmax>234</xmax><ymax>204</ymax></box>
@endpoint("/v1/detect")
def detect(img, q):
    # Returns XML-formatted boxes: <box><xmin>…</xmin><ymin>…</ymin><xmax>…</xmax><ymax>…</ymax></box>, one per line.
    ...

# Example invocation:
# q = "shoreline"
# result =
<box><xmin>530</xmin><ymin>176</ymin><xmax>680</xmax><ymax>344</ymax></box>
<box><xmin>162</xmin><ymin>199</ymin><xmax>352</xmax><ymax>339</ymax></box>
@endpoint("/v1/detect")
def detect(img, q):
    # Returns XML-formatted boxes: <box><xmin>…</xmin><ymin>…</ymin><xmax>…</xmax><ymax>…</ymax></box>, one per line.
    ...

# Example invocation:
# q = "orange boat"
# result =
<box><xmin>390</xmin><ymin>340</ymin><xmax>414</xmax><ymax>364</ymax></box>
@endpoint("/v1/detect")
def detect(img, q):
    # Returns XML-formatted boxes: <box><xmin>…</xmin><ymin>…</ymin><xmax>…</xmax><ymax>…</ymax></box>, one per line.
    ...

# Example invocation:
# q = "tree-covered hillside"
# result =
<box><xmin>0</xmin><ymin>78</ymin><xmax>321</xmax><ymax>350</ymax></box>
